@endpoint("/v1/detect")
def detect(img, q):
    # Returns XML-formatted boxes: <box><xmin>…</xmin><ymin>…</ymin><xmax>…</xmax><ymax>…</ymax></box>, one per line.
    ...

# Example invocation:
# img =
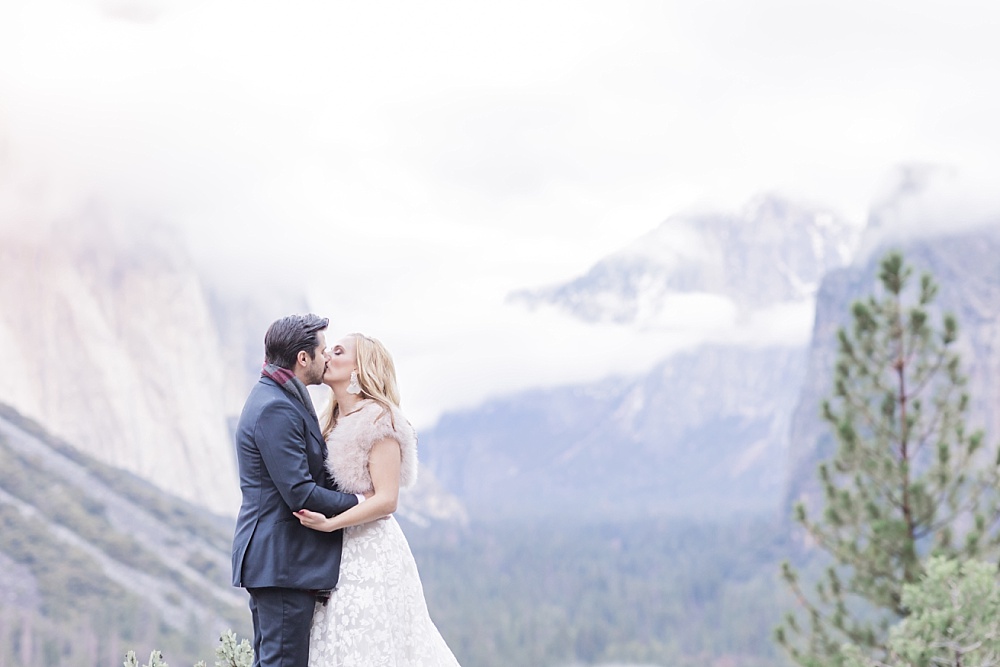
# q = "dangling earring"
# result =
<box><xmin>347</xmin><ymin>370</ymin><xmax>362</xmax><ymax>395</ymax></box>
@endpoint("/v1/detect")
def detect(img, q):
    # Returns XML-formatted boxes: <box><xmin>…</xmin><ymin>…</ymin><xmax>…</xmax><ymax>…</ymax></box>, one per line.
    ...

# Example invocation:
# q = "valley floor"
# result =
<box><xmin>406</xmin><ymin>514</ymin><xmax>794</xmax><ymax>667</ymax></box>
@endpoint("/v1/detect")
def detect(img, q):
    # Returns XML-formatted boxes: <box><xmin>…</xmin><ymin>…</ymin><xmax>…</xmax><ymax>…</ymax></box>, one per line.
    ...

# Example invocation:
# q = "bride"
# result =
<box><xmin>294</xmin><ymin>332</ymin><xmax>461</xmax><ymax>667</ymax></box>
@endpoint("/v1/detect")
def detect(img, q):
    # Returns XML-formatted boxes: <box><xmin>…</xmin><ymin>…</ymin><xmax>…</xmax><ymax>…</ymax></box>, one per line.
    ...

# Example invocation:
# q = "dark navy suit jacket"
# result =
<box><xmin>231</xmin><ymin>377</ymin><xmax>358</xmax><ymax>590</ymax></box>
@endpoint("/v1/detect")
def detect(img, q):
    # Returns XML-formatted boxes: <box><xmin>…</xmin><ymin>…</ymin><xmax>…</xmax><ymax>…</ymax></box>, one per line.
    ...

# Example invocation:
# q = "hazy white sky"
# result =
<box><xmin>3</xmin><ymin>0</ymin><xmax>999</xmax><ymax>424</ymax></box>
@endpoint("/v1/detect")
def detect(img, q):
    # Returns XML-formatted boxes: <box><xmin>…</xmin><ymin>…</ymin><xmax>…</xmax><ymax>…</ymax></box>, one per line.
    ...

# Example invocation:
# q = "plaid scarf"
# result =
<box><xmin>261</xmin><ymin>363</ymin><xmax>318</xmax><ymax>421</ymax></box>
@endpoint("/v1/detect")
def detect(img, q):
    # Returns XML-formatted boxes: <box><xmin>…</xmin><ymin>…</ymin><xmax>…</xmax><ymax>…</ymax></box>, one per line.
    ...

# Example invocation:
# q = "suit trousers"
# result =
<box><xmin>247</xmin><ymin>587</ymin><xmax>318</xmax><ymax>667</ymax></box>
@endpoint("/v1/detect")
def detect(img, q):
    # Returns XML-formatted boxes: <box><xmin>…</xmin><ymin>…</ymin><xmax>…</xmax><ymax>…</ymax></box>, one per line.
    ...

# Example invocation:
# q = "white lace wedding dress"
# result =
<box><xmin>308</xmin><ymin>400</ymin><xmax>461</xmax><ymax>667</ymax></box>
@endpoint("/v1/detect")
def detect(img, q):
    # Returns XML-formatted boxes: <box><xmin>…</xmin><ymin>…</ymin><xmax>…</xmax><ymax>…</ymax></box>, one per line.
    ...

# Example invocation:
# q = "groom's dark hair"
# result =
<box><xmin>264</xmin><ymin>314</ymin><xmax>330</xmax><ymax>369</ymax></box>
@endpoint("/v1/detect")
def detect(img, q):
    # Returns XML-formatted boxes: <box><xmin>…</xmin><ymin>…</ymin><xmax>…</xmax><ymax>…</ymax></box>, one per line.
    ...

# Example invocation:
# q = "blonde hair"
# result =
<box><xmin>322</xmin><ymin>333</ymin><xmax>401</xmax><ymax>438</ymax></box>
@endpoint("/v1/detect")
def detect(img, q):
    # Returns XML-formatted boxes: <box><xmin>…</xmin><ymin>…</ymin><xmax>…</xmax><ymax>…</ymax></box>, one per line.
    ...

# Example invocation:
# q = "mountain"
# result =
<box><xmin>420</xmin><ymin>345</ymin><xmax>805</xmax><ymax>520</ymax></box>
<box><xmin>0</xmin><ymin>212</ymin><xmax>251</xmax><ymax>509</ymax></box>
<box><xmin>511</xmin><ymin>193</ymin><xmax>859</xmax><ymax>327</ymax></box>
<box><xmin>785</xmin><ymin>183</ymin><xmax>1000</xmax><ymax>512</ymax></box>
<box><xmin>0</xmin><ymin>210</ymin><xmax>465</xmax><ymax>522</ymax></box>
<box><xmin>0</xmin><ymin>400</ymin><xmax>247</xmax><ymax>667</ymax></box>
<box><xmin>420</xmin><ymin>194</ymin><xmax>858</xmax><ymax>521</ymax></box>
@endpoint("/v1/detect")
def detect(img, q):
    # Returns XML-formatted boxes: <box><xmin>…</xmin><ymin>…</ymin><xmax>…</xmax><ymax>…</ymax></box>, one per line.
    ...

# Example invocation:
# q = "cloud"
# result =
<box><xmin>307</xmin><ymin>275</ymin><xmax>814</xmax><ymax>427</ymax></box>
<box><xmin>367</xmin><ymin>299</ymin><xmax>722</xmax><ymax>428</ymax></box>
<box><xmin>855</xmin><ymin>164</ymin><xmax>1000</xmax><ymax>261</ymax></box>
<box><xmin>4</xmin><ymin>0</ymin><xmax>1000</xmax><ymax>424</ymax></box>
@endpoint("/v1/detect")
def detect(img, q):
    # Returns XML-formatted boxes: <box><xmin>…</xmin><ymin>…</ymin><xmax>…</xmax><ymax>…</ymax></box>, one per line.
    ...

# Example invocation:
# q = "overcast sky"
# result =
<box><xmin>2</xmin><ymin>0</ymin><xmax>999</xmax><ymax>425</ymax></box>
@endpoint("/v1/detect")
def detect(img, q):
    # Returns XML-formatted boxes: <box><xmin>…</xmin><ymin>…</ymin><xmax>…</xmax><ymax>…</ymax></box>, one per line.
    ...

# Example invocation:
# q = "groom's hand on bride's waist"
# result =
<box><xmin>293</xmin><ymin>508</ymin><xmax>336</xmax><ymax>532</ymax></box>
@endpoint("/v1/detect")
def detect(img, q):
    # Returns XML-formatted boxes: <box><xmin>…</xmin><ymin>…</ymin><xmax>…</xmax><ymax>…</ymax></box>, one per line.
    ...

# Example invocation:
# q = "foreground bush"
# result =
<box><xmin>125</xmin><ymin>629</ymin><xmax>252</xmax><ymax>667</ymax></box>
<box><xmin>843</xmin><ymin>557</ymin><xmax>1000</xmax><ymax>667</ymax></box>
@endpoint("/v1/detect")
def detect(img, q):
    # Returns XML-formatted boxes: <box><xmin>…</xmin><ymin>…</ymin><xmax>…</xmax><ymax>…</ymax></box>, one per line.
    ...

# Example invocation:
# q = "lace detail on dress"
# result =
<box><xmin>308</xmin><ymin>516</ymin><xmax>461</xmax><ymax>667</ymax></box>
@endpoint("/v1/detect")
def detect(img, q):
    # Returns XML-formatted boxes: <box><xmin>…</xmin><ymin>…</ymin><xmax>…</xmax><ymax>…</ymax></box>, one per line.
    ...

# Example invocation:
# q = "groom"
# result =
<box><xmin>231</xmin><ymin>314</ymin><xmax>364</xmax><ymax>667</ymax></box>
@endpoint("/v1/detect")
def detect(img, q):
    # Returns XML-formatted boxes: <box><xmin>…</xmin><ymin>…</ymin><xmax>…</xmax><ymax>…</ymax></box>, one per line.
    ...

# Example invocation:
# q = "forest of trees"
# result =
<box><xmin>0</xmin><ymin>511</ymin><xmax>795</xmax><ymax>667</ymax></box>
<box><xmin>411</xmin><ymin>516</ymin><xmax>792</xmax><ymax>667</ymax></box>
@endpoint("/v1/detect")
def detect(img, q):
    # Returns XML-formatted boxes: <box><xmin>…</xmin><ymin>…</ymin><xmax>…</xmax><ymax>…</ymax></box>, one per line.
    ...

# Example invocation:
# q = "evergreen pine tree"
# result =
<box><xmin>774</xmin><ymin>251</ymin><xmax>1000</xmax><ymax>666</ymax></box>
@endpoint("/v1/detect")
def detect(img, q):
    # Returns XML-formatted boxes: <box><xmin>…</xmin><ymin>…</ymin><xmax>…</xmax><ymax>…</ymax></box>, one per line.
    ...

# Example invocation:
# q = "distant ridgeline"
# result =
<box><xmin>0</xmin><ymin>401</ymin><xmax>248</xmax><ymax>667</ymax></box>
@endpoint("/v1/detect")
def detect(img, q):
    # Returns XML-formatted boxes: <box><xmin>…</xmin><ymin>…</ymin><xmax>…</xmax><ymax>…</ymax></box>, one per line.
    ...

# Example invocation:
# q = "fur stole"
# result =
<box><xmin>325</xmin><ymin>399</ymin><xmax>418</xmax><ymax>494</ymax></box>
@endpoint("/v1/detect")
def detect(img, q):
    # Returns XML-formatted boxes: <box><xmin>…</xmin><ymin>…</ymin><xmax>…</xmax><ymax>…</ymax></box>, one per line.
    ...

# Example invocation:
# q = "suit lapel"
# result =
<box><xmin>308</xmin><ymin>416</ymin><xmax>328</xmax><ymax>455</ymax></box>
<box><xmin>262</xmin><ymin>377</ymin><xmax>327</xmax><ymax>454</ymax></box>
<box><xmin>290</xmin><ymin>394</ymin><xmax>327</xmax><ymax>454</ymax></box>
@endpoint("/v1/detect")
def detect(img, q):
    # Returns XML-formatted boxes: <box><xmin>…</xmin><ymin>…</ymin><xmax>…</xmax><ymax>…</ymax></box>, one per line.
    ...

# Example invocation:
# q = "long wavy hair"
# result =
<box><xmin>322</xmin><ymin>333</ymin><xmax>401</xmax><ymax>438</ymax></box>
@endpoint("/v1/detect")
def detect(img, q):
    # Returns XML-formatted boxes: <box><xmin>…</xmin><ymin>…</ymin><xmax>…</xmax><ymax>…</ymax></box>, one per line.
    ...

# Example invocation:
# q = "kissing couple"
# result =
<box><xmin>231</xmin><ymin>314</ymin><xmax>461</xmax><ymax>667</ymax></box>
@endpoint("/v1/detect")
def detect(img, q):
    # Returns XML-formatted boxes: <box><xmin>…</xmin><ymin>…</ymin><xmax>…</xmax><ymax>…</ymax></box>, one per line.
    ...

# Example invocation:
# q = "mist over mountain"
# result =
<box><xmin>421</xmin><ymin>194</ymin><xmax>858</xmax><ymax>521</ymax></box>
<box><xmin>511</xmin><ymin>193</ymin><xmax>859</xmax><ymax>330</ymax></box>
<box><xmin>427</xmin><ymin>177</ymin><xmax>1000</xmax><ymax>525</ymax></box>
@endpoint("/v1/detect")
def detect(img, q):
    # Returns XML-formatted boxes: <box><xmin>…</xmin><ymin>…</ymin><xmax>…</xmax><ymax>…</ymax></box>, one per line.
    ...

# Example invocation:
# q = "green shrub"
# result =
<box><xmin>125</xmin><ymin>630</ymin><xmax>252</xmax><ymax>667</ymax></box>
